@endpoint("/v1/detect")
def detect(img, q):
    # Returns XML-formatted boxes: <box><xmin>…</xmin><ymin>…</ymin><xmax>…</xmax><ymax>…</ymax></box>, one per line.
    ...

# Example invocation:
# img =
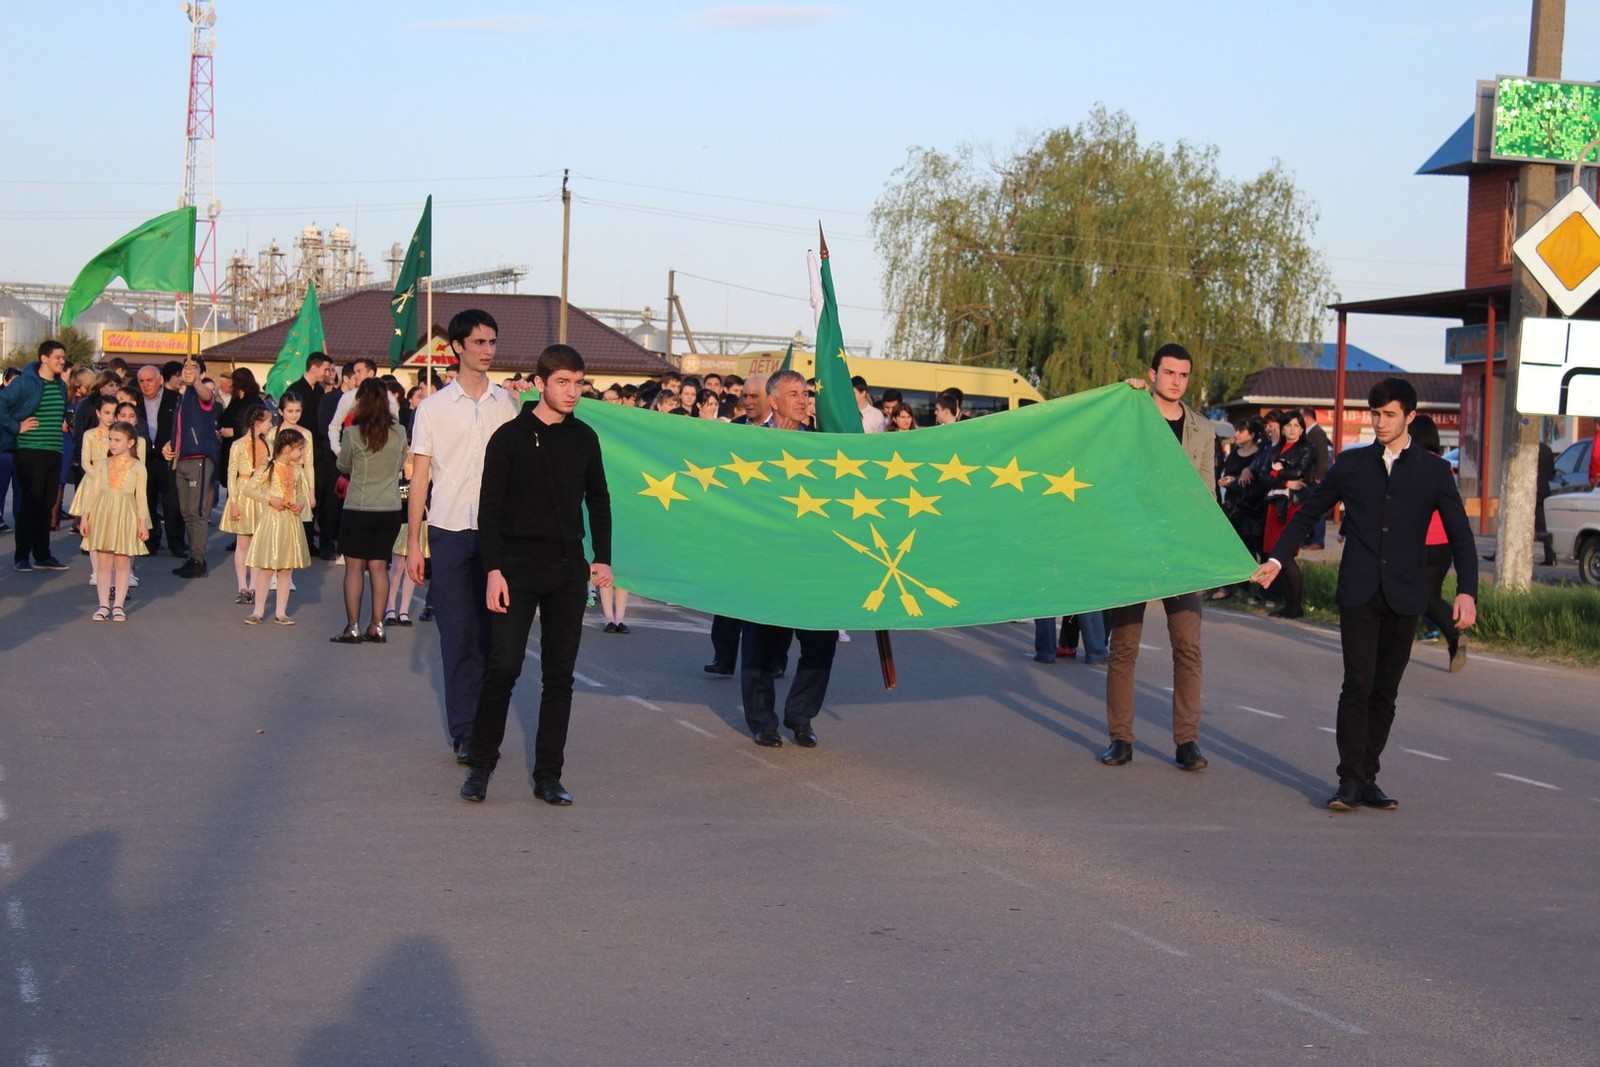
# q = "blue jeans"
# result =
<box><xmin>428</xmin><ymin>527</ymin><xmax>493</xmax><ymax>743</ymax></box>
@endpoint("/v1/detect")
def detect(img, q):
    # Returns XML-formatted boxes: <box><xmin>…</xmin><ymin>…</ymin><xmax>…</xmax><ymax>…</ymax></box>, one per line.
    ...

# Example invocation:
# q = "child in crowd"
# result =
<box><xmin>242</xmin><ymin>428</ymin><xmax>312</xmax><ymax>625</ymax></box>
<box><xmin>384</xmin><ymin>451</ymin><xmax>424</xmax><ymax>627</ymax></box>
<box><xmin>78</xmin><ymin>422</ymin><xmax>148</xmax><ymax>622</ymax></box>
<box><xmin>273</xmin><ymin>395</ymin><xmax>316</xmax><ymax>574</ymax></box>
<box><xmin>222</xmin><ymin>405</ymin><xmax>273</xmax><ymax>605</ymax></box>
<box><xmin>70</xmin><ymin>395</ymin><xmax>120</xmax><ymax>587</ymax></box>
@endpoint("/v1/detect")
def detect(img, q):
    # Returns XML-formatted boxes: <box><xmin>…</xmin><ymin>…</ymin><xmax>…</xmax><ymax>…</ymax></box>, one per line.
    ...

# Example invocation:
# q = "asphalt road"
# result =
<box><xmin>1</xmin><ymin>549</ymin><xmax>1596</xmax><ymax>1066</ymax></box>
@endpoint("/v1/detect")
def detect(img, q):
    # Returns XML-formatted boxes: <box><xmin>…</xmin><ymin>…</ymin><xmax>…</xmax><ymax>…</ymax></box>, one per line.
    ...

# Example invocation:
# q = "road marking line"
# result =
<box><xmin>1256</xmin><ymin>988</ymin><xmax>1368</xmax><ymax>1035</ymax></box>
<box><xmin>980</xmin><ymin>864</ymin><xmax>1041</xmax><ymax>891</ymax></box>
<box><xmin>1317</xmin><ymin>726</ymin><xmax>1337</xmax><ymax>734</ymax></box>
<box><xmin>1238</xmin><ymin>705</ymin><xmax>1285</xmax><ymax>719</ymax></box>
<box><xmin>1139</xmin><ymin>643</ymin><xmax>1160</xmax><ymax>650</ymax></box>
<box><xmin>739</xmin><ymin>750</ymin><xmax>776</xmax><ymax>769</ymax></box>
<box><xmin>17</xmin><ymin>961</ymin><xmax>39</xmax><ymax>1005</ymax></box>
<box><xmin>1494</xmin><ymin>772</ymin><xmax>1561</xmax><ymax>791</ymax></box>
<box><xmin>5</xmin><ymin>899</ymin><xmax>22</xmax><ymax>932</ymax></box>
<box><xmin>1402</xmin><ymin>748</ymin><xmax>1450</xmax><ymax>761</ymax></box>
<box><xmin>1104</xmin><ymin>922</ymin><xmax>1190</xmax><ymax>958</ymax></box>
<box><xmin>804</xmin><ymin>782</ymin><xmax>847</xmax><ymax>802</ymax></box>
<box><xmin>0</xmin><ymin>798</ymin><xmax>7</xmax><ymax>821</ymax></box>
<box><xmin>675</xmin><ymin>719</ymin><xmax>715</xmax><ymax>738</ymax></box>
<box><xmin>28</xmin><ymin>1046</ymin><xmax>54</xmax><ymax>1067</ymax></box>
<box><xmin>884</xmin><ymin>821</ymin><xmax>942</xmax><ymax>847</ymax></box>
<box><xmin>624</xmin><ymin>695</ymin><xmax>663</xmax><ymax>711</ymax></box>
<box><xmin>523</xmin><ymin>650</ymin><xmax>605</xmax><ymax>688</ymax></box>
<box><xmin>1470</xmin><ymin>653</ymin><xmax>1551</xmax><ymax>672</ymax></box>
<box><xmin>0</xmin><ymin>844</ymin><xmax>11</xmax><ymax>871</ymax></box>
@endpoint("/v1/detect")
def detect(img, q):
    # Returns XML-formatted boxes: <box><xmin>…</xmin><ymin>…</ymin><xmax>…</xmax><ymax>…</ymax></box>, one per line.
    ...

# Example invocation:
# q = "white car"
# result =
<box><xmin>1545</xmin><ymin>487</ymin><xmax>1600</xmax><ymax>584</ymax></box>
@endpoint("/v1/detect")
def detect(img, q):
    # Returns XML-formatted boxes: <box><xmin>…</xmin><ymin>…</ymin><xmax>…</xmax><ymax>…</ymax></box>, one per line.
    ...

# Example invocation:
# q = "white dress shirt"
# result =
<box><xmin>409</xmin><ymin>380</ymin><xmax>520</xmax><ymax>532</ymax></box>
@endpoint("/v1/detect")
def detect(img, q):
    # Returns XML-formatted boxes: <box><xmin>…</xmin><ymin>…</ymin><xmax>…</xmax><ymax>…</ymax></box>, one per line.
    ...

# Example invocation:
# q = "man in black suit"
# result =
<box><xmin>282</xmin><ymin>352</ymin><xmax>333</xmax><ymax>554</ymax></box>
<box><xmin>1252</xmin><ymin>378</ymin><xmax>1477</xmax><ymax>813</ymax></box>
<box><xmin>136</xmin><ymin>363</ymin><xmax>184</xmax><ymax>555</ymax></box>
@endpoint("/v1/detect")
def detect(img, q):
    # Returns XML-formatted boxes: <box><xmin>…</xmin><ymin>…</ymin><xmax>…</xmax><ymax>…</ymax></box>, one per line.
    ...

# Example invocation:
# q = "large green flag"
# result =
<box><xmin>810</xmin><ymin>229</ymin><xmax>863</xmax><ymax>433</ymax></box>
<box><xmin>60</xmin><ymin>207</ymin><xmax>196</xmax><ymax>328</ymax></box>
<box><xmin>578</xmin><ymin>384</ymin><xmax>1252</xmax><ymax>630</ymax></box>
<box><xmin>388</xmin><ymin>195</ymin><xmax>432</xmax><ymax>368</ymax></box>
<box><xmin>264</xmin><ymin>281</ymin><xmax>325</xmax><ymax>400</ymax></box>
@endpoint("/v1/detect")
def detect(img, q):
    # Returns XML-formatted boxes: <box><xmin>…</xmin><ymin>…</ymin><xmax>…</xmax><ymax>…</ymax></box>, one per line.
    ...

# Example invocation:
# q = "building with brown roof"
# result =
<box><xmin>200</xmin><ymin>291</ymin><xmax>675</xmax><ymax>385</ymax></box>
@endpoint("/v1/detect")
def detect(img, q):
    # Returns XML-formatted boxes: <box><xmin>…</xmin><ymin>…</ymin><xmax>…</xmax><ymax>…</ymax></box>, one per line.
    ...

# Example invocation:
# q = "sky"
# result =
<box><xmin>3</xmin><ymin>1</ymin><xmax>1599</xmax><ymax>375</ymax></box>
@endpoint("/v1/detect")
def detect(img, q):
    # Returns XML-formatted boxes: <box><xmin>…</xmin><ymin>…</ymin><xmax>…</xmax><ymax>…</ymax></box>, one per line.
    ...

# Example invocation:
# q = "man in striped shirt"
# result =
<box><xmin>0</xmin><ymin>341</ymin><xmax>71</xmax><ymax>571</ymax></box>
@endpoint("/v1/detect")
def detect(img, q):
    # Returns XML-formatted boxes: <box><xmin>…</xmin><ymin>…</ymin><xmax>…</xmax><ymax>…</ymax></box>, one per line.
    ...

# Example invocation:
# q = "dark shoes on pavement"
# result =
<box><xmin>704</xmin><ymin>661</ymin><xmax>734</xmax><ymax>676</ymax></box>
<box><xmin>753</xmin><ymin>730</ymin><xmax>783</xmax><ymax>748</ymax></box>
<box><xmin>1327</xmin><ymin>780</ymin><xmax>1365</xmax><ymax>811</ymax></box>
<box><xmin>1175</xmin><ymin>742</ymin><xmax>1208</xmax><ymax>771</ymax></box>
<box><xmin>790</xmin><ymin>727</ymin><xmax>818</xmax><ymax>748</ymax></box>
<box><xmin>1361</xmin><ymin>783</ymin><xmax>1399</xmax><ymax>810</ymax></box>
<box><xmin>460</xmin><ymin>766</ymin><xmax>490</xmax><ymax>802</ymax></box>
<box><xmin>173</xmin><ymin>559</ymin><xmax>207</xmax><ymax>578</ymax></box>
<box><xmin>1098</xmin><ymin>739</ymin><xmax>1133</xmax><ymax>766</ymax></box>
<box><xmin>533</xmin><ymin>779</ymin><xmax>573</xmax><ymax>805</ymax></box>
<box><xmin>453</xmin><ymin>737</ymin><xmax>473</xmax><ymax>765</ymax></box>
<box><xmin>1448</xmin><ymin>638</ymin><xmax>1467</xmax><ymax>673</ymax></box>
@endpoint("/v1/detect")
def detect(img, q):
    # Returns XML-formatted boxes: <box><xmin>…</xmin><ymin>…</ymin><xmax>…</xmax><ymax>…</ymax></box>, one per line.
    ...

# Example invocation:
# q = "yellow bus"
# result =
<box><xmin>733</xmin><ymin>351</ymin><xmax>1043</xmax><ymax>423</ymax></box>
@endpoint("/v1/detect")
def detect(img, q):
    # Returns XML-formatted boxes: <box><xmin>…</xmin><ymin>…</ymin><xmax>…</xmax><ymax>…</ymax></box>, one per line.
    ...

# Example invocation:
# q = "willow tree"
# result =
<box><xmin>870</xmin><ymin>108</ymin><xmax>1336</xmax><ymax>402</ymax></box>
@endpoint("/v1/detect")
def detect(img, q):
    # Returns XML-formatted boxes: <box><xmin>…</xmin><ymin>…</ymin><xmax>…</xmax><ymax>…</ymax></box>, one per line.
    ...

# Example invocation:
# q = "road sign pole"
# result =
<box><xmin>1498</xmin><ymin>0</ymin><xmax>1566</xmax><ymax>590</ymax></box>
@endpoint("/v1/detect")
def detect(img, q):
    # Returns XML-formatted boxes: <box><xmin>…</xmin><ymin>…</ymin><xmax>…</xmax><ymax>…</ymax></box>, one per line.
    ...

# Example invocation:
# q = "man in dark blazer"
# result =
<box><xmin>1252</xmin><ymin>378</ymin><xmax>1477</xmax><ymax>813</ymax></box>
<box><xmin>135</xmin><ymin>363</ymin><xmax>184</xmax><ymax>555</ymax></box>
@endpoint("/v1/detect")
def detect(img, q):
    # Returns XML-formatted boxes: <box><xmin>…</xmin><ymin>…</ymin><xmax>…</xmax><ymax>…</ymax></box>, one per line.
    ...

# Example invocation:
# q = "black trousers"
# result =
<box><xmin>146</xmin><ymin>461</ymin><xmax>185</xmax><ymax>553</ymax></box>
<box><xmin>11</xmin><ymin>448</ymin><xmax>61</xmax><ymax>564</ymax></box>
<box><xmin>1422</xmin><ymin>544</ymin><xmax>1460</xmax><ymax>648</ymax></box>
<box><xmin>1335</xmin><ymin>589</ymin><xmax>1417</xmax><ymax>786</ymax></box>
<box><xmin>466</xmin><ymin>554</ymin><xmax>589</xmax><ymax>783</ymax></box>
<box><xmin>709</xmin><ymin>614</ymin><xmax>742</xmax><ymax>669</ymax></box>
<box><xmin>740</xmin><ymin>623</ymin><xmax>837</xmax><ymax>736</ymax></box>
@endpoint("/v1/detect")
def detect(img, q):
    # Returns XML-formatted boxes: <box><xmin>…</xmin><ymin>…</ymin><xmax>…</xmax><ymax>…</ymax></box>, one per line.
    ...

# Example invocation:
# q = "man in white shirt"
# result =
<box><xmin>327</xmin><ymin>358</ymin><xmax>401</xmax><ymax>456</ymax></box>
<box><xmin>406</xmin><ymin>310</ymin><xmax>521</xmax><ymax>760</ymax></box>
<box><xmin>853</xmin><ymin>375</ymin><xmax>887</xmax><ymax>433</ymax></box>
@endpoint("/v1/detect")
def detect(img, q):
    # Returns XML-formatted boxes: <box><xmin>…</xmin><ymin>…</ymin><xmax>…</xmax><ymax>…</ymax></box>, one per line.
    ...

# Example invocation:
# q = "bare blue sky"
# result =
<box><xmin>3</xmin><ymin>2</ymin><xmax>1598</xmax><ymax>372</ymax></box>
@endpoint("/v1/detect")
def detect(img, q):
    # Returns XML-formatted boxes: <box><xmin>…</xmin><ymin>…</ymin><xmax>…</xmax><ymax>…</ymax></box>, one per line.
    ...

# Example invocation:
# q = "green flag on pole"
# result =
<box><xmin>389</xmin><ymin>195</ymin><xmax>432</xmax><ymax>368</ymax></box>
<box><xmin>810</xmin><ymin>227</ymin><xmax>863</xmax><ymax>434</ymax></box>
<box><xmin>778</xmin><ymin>340</ymin><xmax>794</xmax><ymax>374</ymax></box>
<box><xmin>577</xmin><ymin>384</ymin><xmax>1252</xmax><ymax>630</ymax></box>
<box><xmin>265</xmin><ymin>281</ymin><xmax>325</xmax><ymax>400</ymax></box>
<box><xmin>60</xmin><ymin>207</ymin><xmax>196</xmax><ymax>328</ymax></box>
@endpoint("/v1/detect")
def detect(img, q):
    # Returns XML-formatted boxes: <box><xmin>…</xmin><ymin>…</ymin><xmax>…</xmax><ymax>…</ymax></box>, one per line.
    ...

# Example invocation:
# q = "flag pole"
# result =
<box><xmin>425</xmin><ymin>275</ymin><xmax>434</xmax><ymax>395</ymax></box>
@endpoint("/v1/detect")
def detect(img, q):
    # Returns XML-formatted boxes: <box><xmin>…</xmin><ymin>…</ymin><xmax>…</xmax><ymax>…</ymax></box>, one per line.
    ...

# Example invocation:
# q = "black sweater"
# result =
<box><xmin>478</xmin><ymin>403</ymin><xmax>612</xmax><ymax>574</ymax></box>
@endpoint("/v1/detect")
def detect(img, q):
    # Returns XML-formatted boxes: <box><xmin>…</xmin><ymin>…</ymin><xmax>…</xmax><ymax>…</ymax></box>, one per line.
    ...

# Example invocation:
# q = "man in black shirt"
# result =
<box><xmin>460</xmin><ymin>344</ymin><xmax>613</xmax><ymax>807</ymax></box>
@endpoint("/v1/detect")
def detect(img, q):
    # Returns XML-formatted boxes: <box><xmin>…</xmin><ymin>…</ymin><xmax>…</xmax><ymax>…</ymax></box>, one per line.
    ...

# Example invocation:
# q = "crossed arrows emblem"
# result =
<box><xmin>834</xmin><ymin>524</ymin><xmax>959</xmax><ymax>617</ymax></box>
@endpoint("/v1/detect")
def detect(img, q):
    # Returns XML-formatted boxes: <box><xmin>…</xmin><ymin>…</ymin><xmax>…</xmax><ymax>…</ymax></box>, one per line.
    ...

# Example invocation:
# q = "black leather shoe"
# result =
<box><xmin>1362</xmin><ymin>784</ymin><xmax>1399</xmax><ymax>811</ymax></box>
<box><xmin>453</xmin><ymin>738</ymin><xmax>473</xmax><ymax>765</ymax></box>
<box><xmin>172</xmin><ymin>559</ymin><xmax>207</xmax><ymax>578</ymax></box>
<box><xmin>753</xmin><ymin>730</ymin><xmax>783</xmax><ymax>748</ymax></box>
<box><xmin>1448</xmin><ymin>639</ymin><xmax>1467</xmax><ymax>674</ymax></box>
<box><xmin>1098</xmin><ymin>739</ymin><xmax>1133</xmax><ymax>766</ymax></box>
<box><xmin>533</xmin><ymin>779</ymin><xmax>573</xmax><ymax>805</ymax></box>
<box><xmin>703</xmin><ymin>661</ymin><xmax>734</xmax><ymax>676</ymax></box>
<box><xmin>1174</xmin><ymin>741</ymin><xmax>1208</xmax><ymax>771</ymax></box>
<box><xmin>460</xmin><ymin>767</ymin><xmax>490</xmax><ymax>802</ymax></box>
<box><xmin>790</xmin><ymin>727</ymin><xmax>818</xmax><ymax>748</ymax></box>
<box><xmin>1328</xmin><ymin>780</ymin><xmax>1364</xmax><ymax>811</ymax></box>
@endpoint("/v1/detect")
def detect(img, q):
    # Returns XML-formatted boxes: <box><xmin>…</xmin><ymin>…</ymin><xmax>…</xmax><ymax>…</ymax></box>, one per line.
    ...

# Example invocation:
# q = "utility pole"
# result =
<box><xmin>559</xmin><ymin>169</ymin><xmax>571</xmax><ymax>345</ymax></box>
<box><xmin>1496</xmin><ymin>0</ymin><xmax>1565</xmax><ymax>590</ymax></box>
<box><xmin>664</xmin><ymin>269</ymin><xmax>676</xmax><ymax>365</ymax></box>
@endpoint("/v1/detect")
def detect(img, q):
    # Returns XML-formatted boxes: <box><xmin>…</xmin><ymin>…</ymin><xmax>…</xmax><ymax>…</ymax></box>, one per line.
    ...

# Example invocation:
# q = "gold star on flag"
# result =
<box><xmin>681</xmin><ymin>459</ymin><xmax>726</xmax><ymax>491</ymax></box>
<box><xmin>781</xmin><ymin>485</ymin><xmax>831</xmax><ymax>518</ymax></box>
<box><xmin>929</xmin><ymin>453</ymin><xmax>979</xmax><ymax>484</ymax></box>
<box><xmin>986</xmin><ymin>457</ymin><xmax>1037</xmax><ymax>491</ymax></box>
<box><xmin>770</xmin><ymin>450</ymin><xmax>817</xmax><ymax>480</ymax></box>
<box><xmin>875</xmin><ymin>451</ymin><xmax>922</xmax><ymax>481</ymax></box>
<box><xmin>639</xmin><ymin>471</ymin><xmax>689</xmax><ymax>510</ymax></box>
<box><xmin>822</xmin><ymin>450</ymin><xmax>867</xmax><ymax>479</ymax></box>
<box><xmin>893</xmin><ymin>487</ymin><xmax>942</xmax><ymax>517</ymax></box>
<box><xmin>722</xmin><ymin>453</ymin><xmax>770</xmax><ymax>485</ymax></box>
<box><xmin>1041</xmin><ymin>467</ymin><xmax>1092</xmax><ymax>502</ymax></box>
<box><xmin>840</xmin><ymin>488</ymin><xmax>887</xmax><ymax>519</ymax></box>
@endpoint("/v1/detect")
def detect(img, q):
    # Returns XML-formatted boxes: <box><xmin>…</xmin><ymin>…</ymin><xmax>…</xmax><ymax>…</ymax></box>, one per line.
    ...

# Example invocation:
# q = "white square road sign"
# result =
<box><xmin>1516</xmin><ymin>317</ymin><xmax>1600</xmax><ymax>417</ymax></box>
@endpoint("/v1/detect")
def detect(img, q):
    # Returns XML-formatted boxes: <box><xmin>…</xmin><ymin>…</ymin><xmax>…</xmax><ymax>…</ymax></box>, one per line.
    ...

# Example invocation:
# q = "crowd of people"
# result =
<box><xmin>0</xmin><ymin>331</ymin><xmax>1481</xmax><ymax>814</ymax></box>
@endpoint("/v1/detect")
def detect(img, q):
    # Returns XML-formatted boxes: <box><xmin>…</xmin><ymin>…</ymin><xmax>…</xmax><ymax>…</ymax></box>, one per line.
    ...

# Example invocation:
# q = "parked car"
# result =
<box><xmin>1545</xmin><ymin>487</ymin><xmax>1600</xmax><ymax>584</ymax></box>
<box><xmin>1549</xmin><ymin>437</ymin><xmax>1594</xmax><ymax>495</ymax></box>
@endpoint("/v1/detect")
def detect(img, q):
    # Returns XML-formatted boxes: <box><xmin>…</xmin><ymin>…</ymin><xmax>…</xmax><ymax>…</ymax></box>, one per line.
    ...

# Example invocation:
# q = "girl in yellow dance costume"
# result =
<box><xmin>242</xmin><ymin>428</ymin><xmax>313</xmax><ymax>625</ymax></box>
<box><xmin>70</xmin><ymin>395</ymin><xmax>120</xmax><ymax>587</ymax></box>
<box><xmin>222</xmin><ymin>405</ymin><xmax>273</xmax><ymax>605</ymax></box>
<box><xmin>77</xmin><ymin>421</ymin><xmax>148</xmax><ymax>622</ymax></box>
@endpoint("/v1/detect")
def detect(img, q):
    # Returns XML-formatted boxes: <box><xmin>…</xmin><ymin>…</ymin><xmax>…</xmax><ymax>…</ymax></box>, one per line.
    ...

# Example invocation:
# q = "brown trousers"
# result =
<box><xmin>1105</xmin><ymin>594</ymin><xmax>1204</xmax><ymax>745</ymax></box>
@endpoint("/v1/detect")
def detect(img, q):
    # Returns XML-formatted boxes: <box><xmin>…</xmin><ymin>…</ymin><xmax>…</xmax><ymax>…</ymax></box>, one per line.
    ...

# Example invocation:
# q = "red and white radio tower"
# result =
<box><xmin>179</xmin><ymin>0</ymin><xmax>219</xmax><ymax>337</ymax></box>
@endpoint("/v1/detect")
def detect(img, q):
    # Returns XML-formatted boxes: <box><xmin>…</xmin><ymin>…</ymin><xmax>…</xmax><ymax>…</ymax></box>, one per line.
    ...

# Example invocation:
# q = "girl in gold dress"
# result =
<box><xmin>78</xmin><ymin>422</ymin><xmax>148</xmax><ymax>622</ymax></box>
<box><xmin>242</xmin><ymin>428</ymin><xmax>313</xmax><ymax>625</ymax></box>
<box><xmin>222</xmin><ymin>405</ymin><xmax>274</xmax><ymax>605</ymax></box>
<box><xmin>69</xmin><ymin>395</ymin><xmax>120</xmax><ymax>587</ymax></box>
<box><xmin>272</xmin><ymin>394</ymin><xmax>318</xmax><ymax>556</ymax></box>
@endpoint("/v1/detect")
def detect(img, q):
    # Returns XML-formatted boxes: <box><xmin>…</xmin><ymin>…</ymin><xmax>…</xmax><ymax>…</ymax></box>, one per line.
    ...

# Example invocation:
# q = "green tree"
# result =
<box><xmin>3</xmin><ymin>325</ymin><xmax>94</xmax><ymax>371</ymax></box>
<box><xmin>871</xmin><ymin>107</ymin><xmax>1336</xmax><ymax>403</ymax></box>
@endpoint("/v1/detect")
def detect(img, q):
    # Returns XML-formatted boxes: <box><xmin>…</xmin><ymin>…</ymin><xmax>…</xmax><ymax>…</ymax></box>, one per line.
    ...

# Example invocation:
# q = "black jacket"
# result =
<box><xmin>478</xmin><ymin>403</ymin><xmax>612</xmax><ymax>575</ymax></box>
<box><xmin>1269</xmin><ymin>440</ymin><xmax>1477</xmax><ymax>615</ymax></box>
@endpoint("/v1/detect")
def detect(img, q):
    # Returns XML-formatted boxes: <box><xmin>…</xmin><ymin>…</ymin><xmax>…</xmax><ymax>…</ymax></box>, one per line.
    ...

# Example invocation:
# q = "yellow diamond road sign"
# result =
<box><xmin>1513</xmin><ymin>186</ymin><xmax>1600</xmax><ymax>316</ymax></box>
